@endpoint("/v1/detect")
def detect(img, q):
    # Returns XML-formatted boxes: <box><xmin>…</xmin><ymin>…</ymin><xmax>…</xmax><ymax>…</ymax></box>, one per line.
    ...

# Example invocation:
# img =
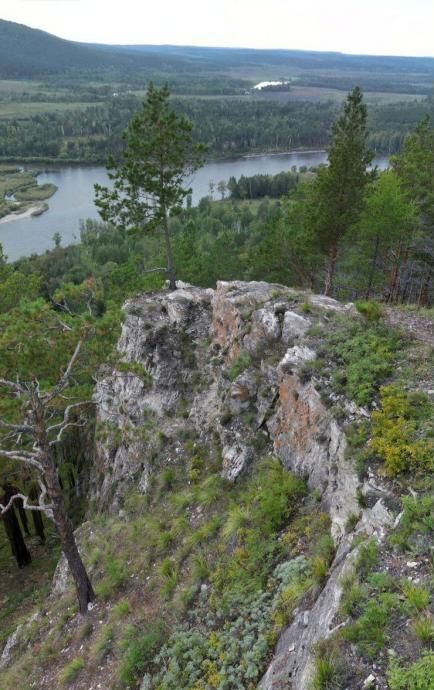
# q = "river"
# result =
<box><xmin>0</xmin><ymin>151</ymin><xmax>389</xmax><ymax>262</ymax></box>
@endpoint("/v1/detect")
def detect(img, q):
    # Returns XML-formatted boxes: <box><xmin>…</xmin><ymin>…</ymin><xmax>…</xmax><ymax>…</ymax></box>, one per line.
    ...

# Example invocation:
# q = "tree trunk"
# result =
<box><xmin>417</xmin><ymin>269</ymin><xmax>431</xmax><ymax>308</ymax></box>
<box><xmin>163</xmin><ymin>211</ymin><xmax>177</xmax><ymax>290</ymax></box>
<box><xmin>29</xmin><ymin>485</ymin><xmax>45</xmax><ymax>543</ymax></box>
<box><xmin>324</xmin><ymin>241</ymin><xmax>338</xmax><ymax>297</ymax></box>
<box><xmin>44</xmin><ymin>457</ymin><xmax>95</xmax><ymax>613</ymax></box>
<box><xmin>386</xmin><ymin>247</ymin><xmax>402</xmax><ymax>304</ymax></box>
<box><xmin>365</xmin><ymin>232</ymin><xmax>381</xmax><ymax>299</ymax></box>
<box><xmin>34</xmin><ymin>413</ymin><xmax>95</xmax><ymax>614</ymax></box>
<box><xmin>1</xmin><ymin>503</ymin><xmax>31</xmax><ymax>568</ymax></box>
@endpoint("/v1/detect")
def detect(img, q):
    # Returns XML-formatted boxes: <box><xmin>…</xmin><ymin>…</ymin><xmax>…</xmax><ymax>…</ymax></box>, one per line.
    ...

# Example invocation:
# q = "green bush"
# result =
<box><xmin>371</xmin><ymin>386</ymin><xmax>434</xmax><ymax>476</ymax></box>
<box><xmin>402</xmin><ymin>582</ymin><xmax>430</xmax><ymax>614</ymax></box>
<box><xmin>228</xmin><ymin>352</ymin><xmax>252</xmax><ymax>381</ymax></box>
<box><xmin>342</xmin><ymin>592</ymin><xmax>401</xmax><ymax>658</ymax></box>
<box><xmin>118</xmin><ymin>621</ymin><xmax>166</xmax><ymax>686</ymax></box>
<box><xmin>390</xmin><ymin>494</ymin><xmax>434</xmax><ymax>552</ymax></box>
<box><xmin>355</xmin><ymin>539</ymin><xmax>379</xmax><ymax>577</ymax></box>
<box><xmin>311</xmin><ymin>641</ymin><xmax>349</xmax><ymax>690</ymax></box>
<box><xmin>413</xmin><ymin>616</ymin><xmax>434</xmax><ymax>646</ymax></box>
<box><xmin>326</xmin><ymin>323</ymin><xmax>400</xmax><ymax>406</ymax></box>
<box><xmin>113</xmin><ymin>599</ymin><xmax>131</xmax><ymax>619</ymax></box>
<box><xmin>59</xmin><ymin>658</ymin><xmax>85</xmax><ymax>685</ymax></box>
<box><xmin>355</xmin><ymin>300</ymin><xmax>383</xmax><ymax>322</ymax></box>
<box><xmin>214</xmin><ymin>458</ymin><xmax>306</xmax><ymax>597</ymax></box>
<box><xmin>388</xmin><ymin>652</ymin><xmax>434</xmax><ymax>690</ymax></box>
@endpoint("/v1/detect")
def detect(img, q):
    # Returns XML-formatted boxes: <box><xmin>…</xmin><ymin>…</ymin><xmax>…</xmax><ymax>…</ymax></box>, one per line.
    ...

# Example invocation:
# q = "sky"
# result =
<box><xmin>1</xmin><ymin>0</ymin><xmax>434</xmax><ymax>58</ymax></box>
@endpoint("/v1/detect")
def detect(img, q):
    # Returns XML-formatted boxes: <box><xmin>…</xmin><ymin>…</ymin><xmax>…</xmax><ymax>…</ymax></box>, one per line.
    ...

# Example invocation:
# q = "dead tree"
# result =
<box><xmin>0</xmin><ymin>342</ymin><xmax>95</xmax><ymax>614</ymax></box>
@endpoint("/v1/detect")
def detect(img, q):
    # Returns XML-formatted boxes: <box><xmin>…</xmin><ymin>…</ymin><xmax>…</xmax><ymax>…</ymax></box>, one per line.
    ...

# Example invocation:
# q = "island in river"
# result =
<box><xmin>0</xmin><ymin>165</ymin><xmax>57</xmax><ymax>224</ymax></box>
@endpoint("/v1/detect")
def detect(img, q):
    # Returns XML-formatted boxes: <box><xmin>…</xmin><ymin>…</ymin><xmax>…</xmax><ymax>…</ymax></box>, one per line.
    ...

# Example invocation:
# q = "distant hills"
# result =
<box><xmin>1</xmin><ymin>18</ymin><xmax>434</xmax><ymax>84</ymax></box>
<box><xmin>0</xmin><ymin>19</ymin><xmax>150</xmax><ymax>78</ymax></box>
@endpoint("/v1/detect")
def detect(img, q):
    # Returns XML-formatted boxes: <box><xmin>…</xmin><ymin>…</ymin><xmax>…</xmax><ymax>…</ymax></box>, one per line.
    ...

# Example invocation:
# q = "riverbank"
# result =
<box><xmin>0</xmin><ymin>145</ymin><xmax>394</xmax><ymax>168</ymax></box>
<box><xmin>0</xmin><ymin>202</ymin><xmax>48</xmax><ymax>225</ymax></box>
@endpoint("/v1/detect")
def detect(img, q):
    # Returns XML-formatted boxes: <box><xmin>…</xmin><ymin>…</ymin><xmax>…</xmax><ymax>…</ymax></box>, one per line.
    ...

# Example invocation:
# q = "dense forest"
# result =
<box><xmin>0</xmin><ymin>94</ymin><xmax>432</xmax><ymax>162</ymax></box>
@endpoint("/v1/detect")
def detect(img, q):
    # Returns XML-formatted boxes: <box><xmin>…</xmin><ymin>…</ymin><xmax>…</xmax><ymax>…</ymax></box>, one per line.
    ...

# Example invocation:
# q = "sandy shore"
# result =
<box><xmin>0</xmin><ymin>204</ymin><xmax>46</xmax><ymax>225</ymax></box>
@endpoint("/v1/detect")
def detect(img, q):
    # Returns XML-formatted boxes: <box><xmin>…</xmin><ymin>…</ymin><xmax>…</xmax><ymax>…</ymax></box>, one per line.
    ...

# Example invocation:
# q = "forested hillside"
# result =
<box><xmin>0</xmin><ymin>20</ymin><xmax>155</xmax><ymax>78</ymax></box>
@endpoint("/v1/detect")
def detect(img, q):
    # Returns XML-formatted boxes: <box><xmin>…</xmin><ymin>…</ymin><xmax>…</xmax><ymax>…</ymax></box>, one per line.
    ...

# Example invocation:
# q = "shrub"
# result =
<box><xmin>388</xmin><ymin>652</ymin><xmax>434</xmax><ymax>690</ymax></box>
<box><xmin>59</xmin><ymin>658</ymin><xmax>85</xmax><ymax>685</ymax></box>
<box><xmin>355</xmin><ymin>300</ymin><xmax>383</xmax><ymax>322</ymax></box>
<box><xmin>371</xmin><ymin>386</ymin><xmax>434</xmax><ymax>476</ymax></box>
<box><xmin>402</xmin><ymin>582</ymin><xmax>430</xmax><ymax>615</ymax></box>
<box><xmin>390</xmin><ymin>495</ymin><xmax>434</xmax><ymax>552</ymax></box>
<box><xmin>355</xmin><ymin>539</ymin><xmax>379</xmax><ymax>577</ymax></box>
<box><xmin>97</xmin><ymin>556</ymin><xmax>128</xmax><ymax>599</ymax></box>
<box><xmin>78</xmin><ymin>621</ymin><xmax>93</xmax><ymax>640</ymax></box>
<box><xmin>326</xmin><ymin>323</ymin><xmax>400</xmax><ymax>405</ymax></box>
<box><xmin>113</xmin><ymin>599</ymin><xmax>131</xmax><ymax>619</ymax></box>
<box><xmin>118</xmin><ymin>621</ymin><xmax>166</xmax><ymax>685</ymax></box>
<box><xmin>340</xmin><ymin>576</ymin><xmax>367</xmax><ymax>617</ymax></box>
<box><xmin>228</xmin><ymin>352</ymin><xmax>252</xmax><ymax>381</ymax></box>
<box><xmin>90</xmin><ymin>624</ymin><xmax>115</xmax><ymax>665</ymax></box>
<box><xmin>413</xmin><ymin>615</ymin><xmax>434</xmax><ymax>646</ymax></box>
<box><xmin>342</xmin><ymin>592</ymin><xmax>401</xmax><ymax>658</ymax></box>
<box><xmin>312</xmin><ymin>641</ymin><xmax>349</xmax><ymax>690</ymax></box>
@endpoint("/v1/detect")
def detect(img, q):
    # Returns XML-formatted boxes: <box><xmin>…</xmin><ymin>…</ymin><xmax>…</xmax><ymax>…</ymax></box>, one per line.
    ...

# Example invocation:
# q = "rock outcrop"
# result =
<box><xmin>89</xmin><ymin>280</ymin><xmax>394</xmax><ymax>690</ymax></box>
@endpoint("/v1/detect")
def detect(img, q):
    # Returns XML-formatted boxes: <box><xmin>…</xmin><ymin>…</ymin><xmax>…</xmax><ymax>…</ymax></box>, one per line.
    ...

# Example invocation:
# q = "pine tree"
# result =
<box><xmin>95</xmin><ymin>83</ymin><xmax>205</xmax><ymax>290</ymax></box>
<box><xmin>306</xmin><ymin>87</ymin><xmax>374</xmax><ymax>296</ymax></box>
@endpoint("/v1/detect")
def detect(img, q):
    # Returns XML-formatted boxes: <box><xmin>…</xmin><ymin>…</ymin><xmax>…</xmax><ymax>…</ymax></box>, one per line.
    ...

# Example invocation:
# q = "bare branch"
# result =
<box><xmin>56</xmin><ymin>319</ymin><xmax>73</xmax><ymax>332</ymax></box>
<box><xmin>44</xmin><ymin>340</ymin><xmax>82</xmax><ymax>403</ymax></box>
<box><xmin>0</xmin><ymin>418</ymin><xmax>34</xmax><ymax>434</ymax></box>
<box><xmin>0</xmin><ymin>483</ymin><xmax>53</xmax><ymax>519</ymax></box>
<box><xmin>0</xmin><ymin>378</ymin><xmax>25</xmax><ymax>395</ymax></box>
<box><xmin>0</xmin><ymin>448</ymin><xmax>43</xmax><ymax>472</ymax></box>
<box><xmin>142</xmin><ymin>267</ymin><xmax>168</xmax><ymax>275</ymax></box>
<box><xmin>47</xmin><ymin>400</ymin><xmax>96</xmax><ymax>436</ymax></box>
<box><xmin>49</xmin><ymin>420</ymin><xmax>86</xmax><ymax>446</ymax></box>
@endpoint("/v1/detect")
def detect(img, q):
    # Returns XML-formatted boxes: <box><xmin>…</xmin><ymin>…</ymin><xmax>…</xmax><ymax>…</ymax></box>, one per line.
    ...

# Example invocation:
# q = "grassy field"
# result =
<box><xmin>0</xmin><ymin>79</ymin><xmax>45</xmax><ymax>94</ymax></box>
<box><xmin>288</xmin><ymin>85</ymin><xmax>426</xmax><ymax>104</ymax></box>
<box><xmin>0</xmin><ymin>101</ymin><xmax>100</xmax><ymax>119</ymax></box>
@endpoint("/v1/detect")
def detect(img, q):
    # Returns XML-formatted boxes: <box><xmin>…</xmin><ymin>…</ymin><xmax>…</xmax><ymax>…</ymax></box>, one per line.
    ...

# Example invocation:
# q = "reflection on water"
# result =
<box><xmin>0</xmin><ymin>152</ymin><xmax>389</xmax><ymax>261</ymax></box>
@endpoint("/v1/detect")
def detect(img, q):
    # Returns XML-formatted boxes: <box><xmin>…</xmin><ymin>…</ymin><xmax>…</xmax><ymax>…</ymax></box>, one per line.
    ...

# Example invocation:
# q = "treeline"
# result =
<box><xmin>0</xmin><ymin>95</ymin><xmax>432</xmax><ymax>163</ymax></box>
<box><xmin>227</xmin><ymin>170</ymin><xmax>302</xmax><ymax>199</ymax></box>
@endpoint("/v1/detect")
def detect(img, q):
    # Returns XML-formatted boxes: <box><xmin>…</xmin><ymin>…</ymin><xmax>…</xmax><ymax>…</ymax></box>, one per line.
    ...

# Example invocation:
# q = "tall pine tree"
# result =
<box><xmin>95</xmin><ymin>83</ymin><xmax>205</xmax><ymax>290</ymax></box>
<box><xmin>306</xmin><ymin>87</ymin><xmax>374</xmax><ymax>296</ymax></box>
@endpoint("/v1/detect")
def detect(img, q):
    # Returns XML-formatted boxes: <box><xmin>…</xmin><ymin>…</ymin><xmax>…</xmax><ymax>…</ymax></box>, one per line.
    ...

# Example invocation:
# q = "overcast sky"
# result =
<box><xmin>1</xmin><ymin>0</ymin><xmax>434</xmax><ymax>58</ymax></box>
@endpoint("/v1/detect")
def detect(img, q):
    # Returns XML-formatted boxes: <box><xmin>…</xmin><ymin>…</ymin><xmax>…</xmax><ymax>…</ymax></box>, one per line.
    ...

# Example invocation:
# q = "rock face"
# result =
<box><xmin>91</xmin><ymin>280</ymin><xmax>362</xmax><ymax>524</ymax></box>
<box><xmin>90</xmin><ymin>280</ymin><xmax>392</xmax><ymax>690</ymax></box>
<box><xmin>91</xmin><ymin>287</ymin><xmax>212</xmax><ymax>509</ymax></box>
<box><xmin>268</xmin><ymin>372</ymin><xmax>358</xmax><ymax>540</ymax></box>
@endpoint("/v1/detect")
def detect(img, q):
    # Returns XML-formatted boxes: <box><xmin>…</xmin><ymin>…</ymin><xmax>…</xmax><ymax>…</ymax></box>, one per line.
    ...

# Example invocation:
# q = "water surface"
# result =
<box><xmin>0</xmin><ymin>152</ymin><xmax>389</xmax><ymax>261</ymax></box>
